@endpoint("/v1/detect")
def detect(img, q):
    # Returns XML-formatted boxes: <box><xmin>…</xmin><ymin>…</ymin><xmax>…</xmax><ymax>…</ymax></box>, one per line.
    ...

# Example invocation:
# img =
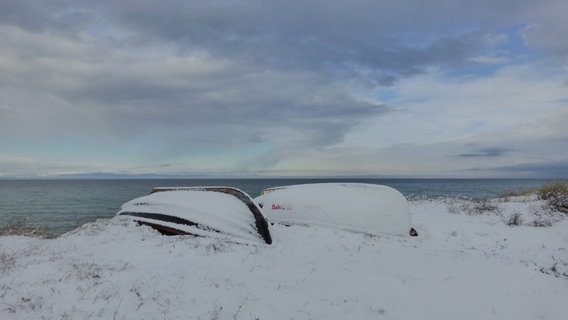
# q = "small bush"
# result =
<box><xmin>527</xmin><ymin>204</ymin><xmax>565</xmax><ymax>227</ymax></box>
<box><xmin>446</xmin><ymin>199</ymin><xmax>467</xmax><ymax>214</ymax></box>
<box><xmin>506</xmin><ymin>212</ymin><xmax>523</xmax><ymax>226</ymax></box>
<box><xmin>1</xmin><ymin>252</ymin><xmax>16</xmax><ymax>273</ymax></box>
<box><xmin>500</xmin><ymin>189</ymin><xmax>537</xmax><ymax>198</ymax></box>
<box><xmin>538</xmin><ymin>182</ymin><xmax>568</xmax><ymax>214</ymax></box>
<box><xmin>446</xmin><ymin>199</ymin><xmax>501</xmax><ymax>215</ymax></box>
<box><xmin>528</xmin><ymin>219</ymin><xmax>552</xmax><ymax>227</ymax></box>
<box><xmin>539</xmin><ymin>256</ymin><xmax>568</xmax><ymax>279</ymax></box>
<box><xmin>460</xmin><ymin>200</ymin><xmax>501</xmax><ymax>215</ymax></box>
<box><xmin>0</xmin><ymin>217</ymin><xmax>54</xmax><ymax>238</ymax></box>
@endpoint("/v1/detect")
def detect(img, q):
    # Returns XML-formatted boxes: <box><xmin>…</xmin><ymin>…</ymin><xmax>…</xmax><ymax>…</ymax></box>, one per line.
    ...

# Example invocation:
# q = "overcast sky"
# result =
<box><xmin>1</xmin><ymin>0</ymin><xmax>567</xmax><ymax>178</ymax></box>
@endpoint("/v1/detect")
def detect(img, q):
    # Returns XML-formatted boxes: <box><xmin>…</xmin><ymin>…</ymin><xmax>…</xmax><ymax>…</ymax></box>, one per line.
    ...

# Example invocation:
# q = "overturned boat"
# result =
<box><xmin>255</xmin><ymin>183</ymin><xmax>417</xmax><ymax>237</ymax></box>
<box><xmin>117</xmin><ymin>187</ymin><xmax>272</xmax><ymax>245</ymax></box>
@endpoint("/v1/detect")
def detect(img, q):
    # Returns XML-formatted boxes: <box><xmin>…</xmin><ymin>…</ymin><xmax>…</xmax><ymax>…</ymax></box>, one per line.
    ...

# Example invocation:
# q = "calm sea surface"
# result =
<box><xmin>0</xmin><ymin>178</ymin><xmax>553</xmax><ymax>236</ymax></box>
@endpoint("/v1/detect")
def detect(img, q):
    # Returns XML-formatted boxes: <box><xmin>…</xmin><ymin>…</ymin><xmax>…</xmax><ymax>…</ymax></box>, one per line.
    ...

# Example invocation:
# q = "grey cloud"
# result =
<box><xmin>0</xmin><ymin>1</ymin><xmax>55</xmax><ymax>31</ymax></box>
<box><xmin>458</xmin><ymin>147</ymin><xmax>515</xmax><ymax>158</ymax></box>
<box><xmin>521</xmin><ymin>0</ymin><xmax>568</xmax><ymax>59</ymax></box>
<box><xmin>3</xmin><ymin>0</ymin><xmax>475</xmax><ymax>147</ymax></box>
<box><xmin>103</xmin><ymin>1</ymin><xmax>482</xmax><ymax>81</ymax></box>
<box><xmin>475</xmin><ymin>160</ymin><xmax>568</xmax><ymax>178</ymax></box>
<box><xmin>1</xmin><ymin>1</ymin><xmax>518</xmax><ymax>82</ymax></box>
<box><xmin>2</xmin><ymin>1</ymin><xmax>559</xmax><ymax>91</ymax></box>
<box><xmin>0</xmin><ymin>24</ymin><xmax>387</xmax><ymax>147</ymax></box>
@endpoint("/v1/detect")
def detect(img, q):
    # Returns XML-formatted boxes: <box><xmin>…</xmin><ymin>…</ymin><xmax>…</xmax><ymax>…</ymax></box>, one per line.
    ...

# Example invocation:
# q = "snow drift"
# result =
<box><xmin>117</xmin><ymin>187</ymin><xmax>272</xmax><ymax>245</ymax></box>
<box><xmin>255</xmin><ymin>183</ymin><xmax>413</xmax><ymax>236</ymax></box>
<box><xmin>2</xmin><ymin>196</ymin><xmax>566</xmax><ymax>320</ymax></box>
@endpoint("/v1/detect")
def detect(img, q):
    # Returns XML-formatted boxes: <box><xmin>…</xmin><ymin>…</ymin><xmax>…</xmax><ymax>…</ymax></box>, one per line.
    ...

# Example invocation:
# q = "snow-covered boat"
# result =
<box><xmin>117</xmin><ymin>187</ymin><xmax>272</xmax><ymax>245</ymax></box>
<box><xmin>255</xmin><ymin>183</ymin><xmax>416</xmax><ymax>236</ymax></box>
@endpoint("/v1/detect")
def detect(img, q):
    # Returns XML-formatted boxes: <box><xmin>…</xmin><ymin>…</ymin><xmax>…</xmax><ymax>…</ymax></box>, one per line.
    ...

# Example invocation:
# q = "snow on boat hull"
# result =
<box><xmin>255</xmin><ymin>183</ymin><xmax>414</xmax><ymax>236</ymax></box>
<box><xmin>117</xmin><ymin>187</ymin><xmax>272</xmax><ymax>245</ymax></box>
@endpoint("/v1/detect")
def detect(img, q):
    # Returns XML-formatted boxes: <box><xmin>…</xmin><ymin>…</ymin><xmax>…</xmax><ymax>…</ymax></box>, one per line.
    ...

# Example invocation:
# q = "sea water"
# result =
<box><xmin>0</xmin><ymin>178</ymin><xmax>553</xmax><ymax>236</ymax></box>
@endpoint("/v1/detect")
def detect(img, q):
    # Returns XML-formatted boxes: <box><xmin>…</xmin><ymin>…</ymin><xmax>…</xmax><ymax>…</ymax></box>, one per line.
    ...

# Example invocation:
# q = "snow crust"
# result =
<box><xmin>117</xmin><ymin>189</ymin><xmax>266</xmax><ymax>244</ymax></box>
<box><xmin>1</xmin><ymin>197</ymin><xmax>567</xmax><ymax>319</ymax></box>
<box><xmin>255</xmin><ymin>183</ymin><xmax>412</xmax><ymax>235</ymax></box>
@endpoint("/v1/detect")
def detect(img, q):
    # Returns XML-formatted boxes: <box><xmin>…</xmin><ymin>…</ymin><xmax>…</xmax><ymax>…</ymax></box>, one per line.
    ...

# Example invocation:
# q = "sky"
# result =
<box><xmin>0</xmin><ymin>0</ymin><xmax>567</xmax><ymax>179</ymax></box>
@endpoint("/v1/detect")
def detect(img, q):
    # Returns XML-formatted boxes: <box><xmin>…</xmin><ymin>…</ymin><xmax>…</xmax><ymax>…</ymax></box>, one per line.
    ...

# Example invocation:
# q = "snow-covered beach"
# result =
<box><xmin>1</xmin><ymin>196</ymin><xmax>567</xmax><ymax>319</ymax></box>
